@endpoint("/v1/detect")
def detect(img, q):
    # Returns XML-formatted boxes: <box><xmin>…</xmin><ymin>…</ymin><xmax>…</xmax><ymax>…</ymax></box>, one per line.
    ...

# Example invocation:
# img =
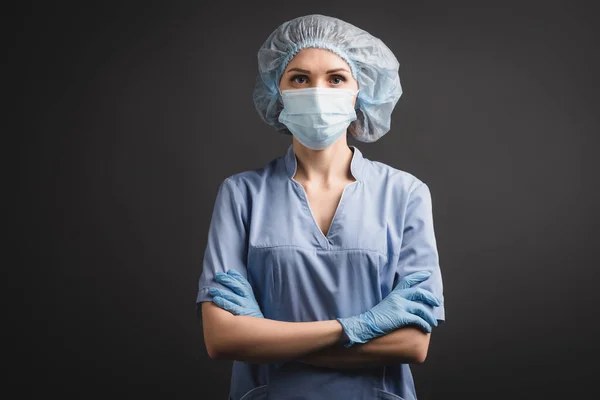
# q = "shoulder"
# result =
<box><xmin>363</xmin><ymin>155</ymin><xmax>427</xmax><ymax>195</ymax></box>
<box><xmin>362</xmin><ymin>156</ymin><xmax>435</xmax><ymax>218</ymax></box>
<box><xmin>219</xmin><ymin>154</ymin><xmax>284</xmax><ymax>195</ymax></box>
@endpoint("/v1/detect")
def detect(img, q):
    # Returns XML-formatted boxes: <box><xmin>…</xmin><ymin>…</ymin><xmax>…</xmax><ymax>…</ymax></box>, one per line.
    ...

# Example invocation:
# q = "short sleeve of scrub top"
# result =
<box><xmin>196</xmin><ymin>144</ymin><xmax>445</xmax><ymax>400</ymax></box>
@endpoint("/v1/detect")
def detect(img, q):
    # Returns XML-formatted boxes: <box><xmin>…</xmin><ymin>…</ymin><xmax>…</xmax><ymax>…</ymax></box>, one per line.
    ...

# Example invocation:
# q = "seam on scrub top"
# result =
<box><xmin>225</xmin><ymin>176</ymin><xmax>249</xmax><ymax>223</ymax></box>
<box><xmin>374</xmin><ymin>388</ymin><xmax>405</xmax><ymax>400</ymax></box>
<box><xmin>389</xmin><ymin>180</ymin><xmax>426</xmax><ymax>259</ymax></box>
<box><xmin>249</xmin><ymin>244</ymin><xmax>388</xmax><ymax>258</ymax></box>
<box><xmin>239</xmin><ymin>384</ymin><xmax>268</xmax><ymax>400</ymax></box>
<box><xmin>224</xmin><ymin>176</ymin><xmax>242</xmax><ymax>195</ymax></box>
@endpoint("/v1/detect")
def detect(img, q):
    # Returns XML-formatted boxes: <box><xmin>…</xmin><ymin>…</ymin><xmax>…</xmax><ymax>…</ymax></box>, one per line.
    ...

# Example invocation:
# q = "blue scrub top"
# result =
<box><xmin>197</xmin><ymin>144</ymin><xmax>445</xmax><ymax>400</ymax></box>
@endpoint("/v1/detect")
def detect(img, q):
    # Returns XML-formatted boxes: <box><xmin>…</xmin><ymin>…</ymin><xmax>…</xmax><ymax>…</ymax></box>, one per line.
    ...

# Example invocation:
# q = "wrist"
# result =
<box><xmin>336</xmin><ymin>315</ymin><xmax>373</xmax><ymax>348</ymax></box>
<box><xmin>338</xmin><ymin>325</ymin><xmax>351</xmax><ymax>346</ymax></box>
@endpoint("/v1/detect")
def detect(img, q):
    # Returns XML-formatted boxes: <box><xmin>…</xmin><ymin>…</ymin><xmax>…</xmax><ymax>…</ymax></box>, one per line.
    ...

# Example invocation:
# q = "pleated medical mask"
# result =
<box><xmin>278</xmin><ymin>87</ymin><xmax>359</xmax><ymax>150</ymax></box>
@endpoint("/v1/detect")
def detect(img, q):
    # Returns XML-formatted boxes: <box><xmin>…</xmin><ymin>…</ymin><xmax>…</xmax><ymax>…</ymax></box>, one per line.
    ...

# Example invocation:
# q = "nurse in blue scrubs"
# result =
<box><xmin>196</xmin><ymin>14</ymin><xmax>446</xmax><ymax>400</ymax></box>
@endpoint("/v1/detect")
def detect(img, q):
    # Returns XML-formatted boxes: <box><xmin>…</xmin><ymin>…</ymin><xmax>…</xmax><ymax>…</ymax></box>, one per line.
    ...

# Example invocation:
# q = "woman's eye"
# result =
<box><xmin>330</xmin><ymin>75</ymin><xmax>346</xmax><ymax>85</ymax></box>
<box><xmin>291</xmin><ymin>75</ymin><xmax>308</xmax><ymax>84</ymax></box>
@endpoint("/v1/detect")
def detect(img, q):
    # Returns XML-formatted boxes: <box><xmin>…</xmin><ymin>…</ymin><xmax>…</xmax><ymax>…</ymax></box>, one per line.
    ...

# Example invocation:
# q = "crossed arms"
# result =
<box><xmin>200</xmin><ymin>302</ymin><xmax>431</xmax><ymax>369</ymax></box>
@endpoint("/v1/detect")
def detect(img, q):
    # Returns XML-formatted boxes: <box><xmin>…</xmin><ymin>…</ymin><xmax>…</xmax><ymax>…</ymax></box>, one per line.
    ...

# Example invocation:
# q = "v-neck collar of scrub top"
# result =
<box><xmin>282</xmin><ymin>143</ymin><xmax>366</xmax><ymax>248</ymax></box>
<box><xmin>283</xmin><ymin>143</ymin><xmax>366</xmax><ymax>182</ymax></box>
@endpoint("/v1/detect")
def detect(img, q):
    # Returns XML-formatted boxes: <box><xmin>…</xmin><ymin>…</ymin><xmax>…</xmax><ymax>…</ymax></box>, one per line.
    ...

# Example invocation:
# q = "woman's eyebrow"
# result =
<box><xmin>286</xmin><ymin>67</ymin><xmax>350</xmax><ymax>74</ymax></box>
<box><xmin>287</xmin><ymin>68</ymin><xmax>311</xmax><ymax>74</ymax></box>
<box><xmin>325</xmin><ymin>68</ymin><xmax>350</xmax><ymax>74</ymax></box>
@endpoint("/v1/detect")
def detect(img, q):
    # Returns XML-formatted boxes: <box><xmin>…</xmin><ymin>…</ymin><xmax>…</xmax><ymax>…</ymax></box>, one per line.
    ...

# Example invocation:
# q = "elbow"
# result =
<box><xmin>206</xmin><ymin>338</ymin><xmax>236</xmax><ymax>361</ymax></box>
<box><xmin>409</xmin><ymin>333</ymin><xmax>431</xmax><ymax>364</ymax></box>
<box><xmin>411</xmin><ymin>343</ymin><xmax>429</xmax><ymax>364</ymax></box>
<box><xmin>200</xmin><ymin>301</ymin><xmax>236</xmax><ymax>361</ymax></box>
<box><xmin>205</xmin><ymin>341</ymin><xmax>219</xmax><ymax>360</ymax></box>
<box><xmin>206</xmin><ymin>343</ymin><xmax>225</xmax><ymax>360</ymax></box>
<box><xmin>205</xmin><ymin>333</ymin><xmax>236</xmax><ymax>361</ymax></box>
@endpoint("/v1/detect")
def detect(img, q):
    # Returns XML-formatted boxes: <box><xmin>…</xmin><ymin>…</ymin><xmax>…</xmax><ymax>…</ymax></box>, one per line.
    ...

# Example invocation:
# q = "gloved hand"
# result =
<box><xmin>208</xmin><ymin>269</ymin><xmax>264</xmax><ymax>318</ymax></box>
<box><xmin>337</xmin><ymin>271</ymin><xmax>441</xmax><ymax>348</ymax></box>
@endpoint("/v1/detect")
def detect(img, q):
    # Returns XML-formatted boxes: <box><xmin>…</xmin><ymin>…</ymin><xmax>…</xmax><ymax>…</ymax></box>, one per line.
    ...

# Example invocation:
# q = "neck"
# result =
<box><xmin>292</xmin><ymin>136</ymin><xmax>355</xmax><ymax>184</ymax></box>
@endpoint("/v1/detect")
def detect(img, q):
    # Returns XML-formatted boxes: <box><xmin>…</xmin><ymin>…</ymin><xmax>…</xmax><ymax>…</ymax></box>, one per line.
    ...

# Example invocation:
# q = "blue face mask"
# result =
<box><xmin>278</xmin><ymin>87</ymin><xmax>359</xmax><ymax>150</ymax></box>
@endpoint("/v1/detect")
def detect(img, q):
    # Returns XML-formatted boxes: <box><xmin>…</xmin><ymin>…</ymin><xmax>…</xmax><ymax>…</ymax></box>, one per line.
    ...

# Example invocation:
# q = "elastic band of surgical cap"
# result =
<box><xmin>278</xmin><ymin>40</ymin><xmax>359</xmax><ymax>81</ymax></box>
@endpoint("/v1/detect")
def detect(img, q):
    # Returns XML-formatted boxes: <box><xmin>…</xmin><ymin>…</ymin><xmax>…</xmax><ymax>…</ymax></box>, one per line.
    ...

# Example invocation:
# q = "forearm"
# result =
<box><xmin>295</xmin><ymin>327</ymin><xmax>430</xmax><ymax>369</ymax></box>
<box><xmin>202</xmin><ymin>302</ymin><xmax>346</xmax><ymax>363</ymax></box>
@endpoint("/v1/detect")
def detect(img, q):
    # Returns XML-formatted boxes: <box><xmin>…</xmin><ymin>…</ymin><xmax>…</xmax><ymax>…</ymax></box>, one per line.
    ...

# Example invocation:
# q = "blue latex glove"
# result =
<box><xmin>337</xmin><ymin>271</ymin><xmax>441</xmax><ymax>348</ymax></box>
<box><xmin>209</xmin><ymin>269</ymin><xmax>264</xmax><ymax>318</ymax></box>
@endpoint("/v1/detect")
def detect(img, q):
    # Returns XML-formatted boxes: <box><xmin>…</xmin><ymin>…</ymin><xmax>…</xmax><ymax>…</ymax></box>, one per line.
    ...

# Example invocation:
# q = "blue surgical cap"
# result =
<box><xmin>253</xmin><ymin>14</ymin><xmax>402</xmax><ymax>143</ymax></box>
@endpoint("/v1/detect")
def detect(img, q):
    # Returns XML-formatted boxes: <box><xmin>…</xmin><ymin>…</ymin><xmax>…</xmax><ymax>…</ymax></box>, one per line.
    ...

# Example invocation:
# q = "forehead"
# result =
<box><xmin>285</xmin><ymin>48</ymin><xmax>351</xmax><ymax>71</ymax></box>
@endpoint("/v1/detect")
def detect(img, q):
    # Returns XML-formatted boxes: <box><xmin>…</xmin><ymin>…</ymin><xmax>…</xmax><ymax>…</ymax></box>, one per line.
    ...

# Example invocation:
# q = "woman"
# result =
<box><xmin>196</xmin><ymin>14</ymin><xmax>445</xmax><ymax>400</ymax></box>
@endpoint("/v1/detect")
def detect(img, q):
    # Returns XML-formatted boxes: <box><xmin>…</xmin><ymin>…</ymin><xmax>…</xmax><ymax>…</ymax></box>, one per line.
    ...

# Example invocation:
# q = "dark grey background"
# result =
<box><xmin>18</xmin><ymin>0</ymin><xmax>599</xmax><ymax>398</ymax></box>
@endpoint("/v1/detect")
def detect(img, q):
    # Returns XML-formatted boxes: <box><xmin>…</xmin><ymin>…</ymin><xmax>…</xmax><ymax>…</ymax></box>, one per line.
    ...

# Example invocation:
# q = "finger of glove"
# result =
<box><xmin>405</xmin><ymin>301</ymin><xmax>438</xmax><ymax>328</ymax></box>
<box><xmin>212</xmin><ymin>296</ymin><xmax>245</xmax><ymax>316</ymax></box>
<box><xmin>395</xmin><ymin>271</ymin><xmax>432</xmax><ymax>291</ymax></box>
<box><xmin>404</xmin><ymin>288</ymin><xmax>441</xmax><ymax>307</ymax></box>
<box><xmin>226</xmin><ymin>269</ymin><xmax>254</xmax><ymax>295</ymax></box>
<box><xmin>209</xmin><ymin>288</ymin><xmax>245</xmax><ymax>307</ymax></box>
<box><xmin>404</xmin><ymin>314</ymin><xmax>433</xmax><ymax>333</ymax></box>
<box><xmin>215</xmin><ymin>273</ymin><xmax>246</xmax><ymax>297</ymax></box>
